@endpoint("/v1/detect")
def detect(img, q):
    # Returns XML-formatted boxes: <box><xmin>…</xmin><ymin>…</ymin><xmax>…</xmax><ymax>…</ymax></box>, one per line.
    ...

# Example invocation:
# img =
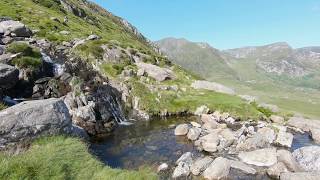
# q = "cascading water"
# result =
<box><xmin>40</xmin><ymin>50</ymin><xmax>65</xmax><ymax>77</ymax></box>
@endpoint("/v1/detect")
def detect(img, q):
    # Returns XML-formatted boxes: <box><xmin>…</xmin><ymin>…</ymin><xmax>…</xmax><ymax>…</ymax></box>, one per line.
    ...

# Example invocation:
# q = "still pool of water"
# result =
<box><xmin>90</xmin><ymin>116</ymin><xmax>318</xmax><ymax>172</ymax></box>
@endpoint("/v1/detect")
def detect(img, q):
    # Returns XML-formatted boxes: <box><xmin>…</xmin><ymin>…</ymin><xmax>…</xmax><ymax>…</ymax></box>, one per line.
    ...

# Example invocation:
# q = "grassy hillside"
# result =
<box><xmin>0</xmin><ymin>136</ymin><xmax>156</xmax><ymax>180</ymax></box>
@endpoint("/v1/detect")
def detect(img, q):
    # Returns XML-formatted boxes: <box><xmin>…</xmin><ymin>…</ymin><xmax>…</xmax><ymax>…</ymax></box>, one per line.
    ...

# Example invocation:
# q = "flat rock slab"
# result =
<box><xmin>280</xmin><ymin>172</ymin><xmax>320</xmax><ymax>180</ymax></box>
<box><xmin>238</xmin><ymin>148</ymin><xmax>277</xmax><ymax>167</ymax></box>
<box><xmin>136</xmin><ymin>62</ymin><xmax>174</xmax><ymax>82</ymax></box>
<box><xmin>287</xmin><ymin>117</ymin><xmax>320</xmax><ymax>132</ymax></box>
<box><xmin>203</xmin><ymin>157</ymin><xmax>230</xmax><ymax>180</ymax></box>
<box><xmin>292</xmin><ymin>146</ymin><xmax>320</xmax><ymax>172</ymax></box>
<box><xmin>191</xmin><ymin>80</ymin><xmax>235</xmax><ymax>95</ymax></box>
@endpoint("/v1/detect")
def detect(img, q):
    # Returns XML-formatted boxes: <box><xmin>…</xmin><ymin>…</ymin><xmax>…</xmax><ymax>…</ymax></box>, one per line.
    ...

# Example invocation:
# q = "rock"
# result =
<box><xmin>203</xmin><ymin>121</ymin><xmax>219</xmax><ymax>131</ymax></box>
<box><xmin>172</xmin><ymin>162</ymin><xmax>190</xmax><ymax>179</ymax></box>
<box><xmin>191</xmin><ymin>156</ymin><xmax>213</xmax><ymax>176</ymax></box>
<box><xmin>0</xmin><ymin>63</ymin><xmax>19</xmax><ymax>89</ymax></box>
<box><xmin>0</xmin><ymin>45</ymin><xmax>4</xmax><ymax>55</ymax></box>
<box><xmin>86</xmin><ymin>34</ymin><xmax>100</xmax><ymax>41</ymax></box>
<box><xmin>203</xmin><ymin>157</ymin><xmax>230</xmax><ymax>180</ymax></box>
<box><xmin>136</xmin><ymin>68</ymin><xmax>145</xmax><ymax>76</ymax></box>
<box><xmin>198</xmin><ymin>132</ymin><xmax>220</xmax><ymax>152</ymax></box>
<box><xmin>73</xmin><ymin>102</ymin><xmax>96</xmax><ymax>122</ymax></box>
<box><xmin>190</xmin><ymin>121</ymin><xmax>201</xmax><ymax>128</ymax></box>
<box><xmin>187</xmin><ymin>127</ymin><xmax>201</xmax><ymax>141</ymax></box>
<box><xmin>258</xmin><ymin>103</ymin><xmax>279</xmax><ymax>113</ymax></box>
<box><xmin>157</xmin><ymin>163</ymin><xmax>169</xmax><ymax>173</ymax></box>
<box><xmin>194</xmin><ymin>105</ymin><xmax>209</xmax><ymax>116</ymax></box>
<box><xmin>229</xmin><ymin>160</ymin><xmax>257</xmax><ymax>175</ymax></box>
<box><xmin>174</xmin><ymin>124</ymin><xmax>189</xmax><ymax>136</ymax></box>
<box><xmin>310</xmin><ymin>128</ymin><xmax>320</xmax><ymax>143</ymax></box>
<box><xmin>176</xmin><ymin>152</ymin><xmax>193</xmax><ymax>166</ymax></box>
<box><xmin>0</xmin><ymin>20</ymin><xmax>32</xmax><ymax>37</ymax></box>
<box><xmin>218</xmin><ymin>128</ymin><xmax>236</xmax><ymax>149</ymax></box>
<box><xmin>277</xmin><ymin>149</ymin><xmax>300</xmax><ymax>172</ymax></box>
<box><xmin>136</xmin><ymin>62</ymin><xmax>174</xmax><ymax>82</ymax></box>
<box><xmin>191</xmin><ymin>80</ymin><xmax>235</xmax><ymax>95</ymax></box>
<box><xmin>257</xmin><ymin>127</ymin><xmax>276</xmax><ymax>143</ymax></box>
<box><xmin>238</xmin><ymin>148</ymin><xmax>277</xmax><ymax>167</ymax></box>
<box><xmin>270</xmin><ymin>115</ymin><xmax>285</xmax><ymax>124</ymax></box>
<box><xmin>280</xmin><ymin>172</ymin><xmax>320</xmax><ymax>180</ymax></box>
<box><xmin>226</xmin><ymin>117</ymin><xmax>235</xmax><ymax>124</ymax></box>
<box><xmin>287</xmin><ymin>117</ymin><xmax>320</xmax><ymax>132</ymax></box>
<box><xmin>239</xmin><ymin>95</ymin><xmax>257</xmax><ymax>103</ymax></box>
<box><xmin>292</xmin><ymin>146</ymin><xmax>320</xmax><ymax>172</ymax></box>
<box><xmin>267</xmin><ymin>162</ymin><xmax>289</xmax><ymax>179</ymax></box>
<box><xmin>275</xmin><ymin>131</ymin><xmax>293</xmax><ymax>148</ymax></box>
<box><xmin>59</xmin><ymin>30</ymin><xmax>70</xmax><ymax>35</ymax></box>
<box><xmin>0</xmin><ymin>98</ymin><xmax>77</xmax><ymax>149</ymax></box>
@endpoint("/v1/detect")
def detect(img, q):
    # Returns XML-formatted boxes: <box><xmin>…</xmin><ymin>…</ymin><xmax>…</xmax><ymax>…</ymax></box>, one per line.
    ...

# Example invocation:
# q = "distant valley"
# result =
<box><xmin>156</xmin><ymin>38</ymin><xmax>320</xmax><ymax>118</ymax></box>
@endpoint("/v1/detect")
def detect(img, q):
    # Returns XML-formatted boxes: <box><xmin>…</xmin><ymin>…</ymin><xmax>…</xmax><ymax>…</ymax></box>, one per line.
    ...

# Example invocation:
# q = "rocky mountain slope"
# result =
<box><xmin>156</xmin><ymin>38</ymin><xmax>320</xmax><ymax>118</ymax></box>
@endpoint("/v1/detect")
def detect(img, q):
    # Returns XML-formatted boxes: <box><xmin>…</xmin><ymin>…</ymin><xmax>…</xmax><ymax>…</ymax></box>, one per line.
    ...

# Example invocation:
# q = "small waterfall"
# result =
<box><xmin>41</xmin><ymin>51</ymin><xmax>65</xmax><ymax>77</ymax></box>
<box><xmin>105</xmin><ymin>96</ymin><xmax>132</xmax><ymax>125</ymax></box>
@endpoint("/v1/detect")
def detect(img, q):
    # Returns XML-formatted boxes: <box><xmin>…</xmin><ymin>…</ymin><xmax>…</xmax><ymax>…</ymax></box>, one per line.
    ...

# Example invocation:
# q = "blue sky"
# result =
<box><xmin>92</xmin><ymin>0</ymin><xmax>320</xmax><ymax>49</ymax></box>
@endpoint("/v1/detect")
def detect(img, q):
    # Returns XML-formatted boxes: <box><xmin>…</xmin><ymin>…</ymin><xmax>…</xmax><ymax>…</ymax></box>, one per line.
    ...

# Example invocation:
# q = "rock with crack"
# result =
<box><xmin>136</xmin><ymin>62</ymin><xmax>174</xmax><ymax>81</ymax></box>
<box><xmin>287</xmin><ymin>116</ymin><xmax>320</xmax><ymax>132</ymax></box>
<box><xmin>292</xmin><ymin>146</ymin><xmax>320</xmax><ymax>172</ymax></box>
<box><xmin>187</xmin><ymin>127</ymin><xmax>201</xmax><ymax>141</ymax></box>
<box><xmin>0</xmin><ymin>98</ymin><xmax>86</xmax><ymax>149</ymax></box>
<box><xmin>190</xmin><ymin>156</ymin><xmax>213</xmax><ymax>176</ymax></box>
<box><xmin>203</xmin><ymin>157</ymin><xmax>230</xmax><ymax>180</ymax></box>
<box><xmin>238</xmin><ymin>148</ymin><xmax>277</xmax><ymax>167</ymax></box>
<box><xmin>172</xmin><ymin>162</ymin><xmax>190</xmax><ymax>179</ymax></box>
<box><xmin>229</xmin><ymin>160</ymin><xmax>257</xmax><ymax>175</ymax></box>
<box><xmin>176</xmin><ymin>152</ymin><xmax>193</xmax><ymax>166</ymax></box>
<box><xmin>276</xmin><ymin>149</ymin><xmax>300</xmax><ymax>172</ymax></box>
<box><xmin>197</xmin><ymin>130</ymin><xmax>221</xmax><ymax>152</ymax></box>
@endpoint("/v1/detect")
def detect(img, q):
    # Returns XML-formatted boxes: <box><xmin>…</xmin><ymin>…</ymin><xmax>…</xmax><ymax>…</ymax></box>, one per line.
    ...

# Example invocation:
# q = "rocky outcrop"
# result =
<box><xmin>191</xmin><ymin>80</ymin><xmax>235</xmax><ymax>95</ymax></box>
<box><xmin>0</xmin><ymin>63</ymin><xmax>19</xmax><ymax>89</ymax></box>
<box><xmin>238</xmin><ymin>148</ymin><xmax>277</xmax><ymax>167</ymax></box>
<box><xmin>0</xmin><ymin>20</ymin><xmax>32</xmax><ymax>37</ymax></box>
<box><xmin>0</xmin><ymin>98</ymin><xmax>86</xmax><ymax>149</ymax></box>
<box><xmin>136</xmin><ymin>62</ymin><xmax>174</xmax><ymax>82</ymax></box>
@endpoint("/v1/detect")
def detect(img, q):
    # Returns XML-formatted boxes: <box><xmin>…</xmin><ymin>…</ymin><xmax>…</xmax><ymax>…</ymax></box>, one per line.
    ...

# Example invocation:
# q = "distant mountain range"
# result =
<box><xmin>156</xmin><ymin>38</ymin><xmax>320</xmax><ymax>90</ymax></box>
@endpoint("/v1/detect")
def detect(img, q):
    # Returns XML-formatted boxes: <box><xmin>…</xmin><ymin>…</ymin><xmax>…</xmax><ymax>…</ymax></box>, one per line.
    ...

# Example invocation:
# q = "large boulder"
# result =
<box><xmin>197</xmin><ymin>131</ymin><xmax>221</xmax><ymax>152</ymax></box>
<box><xmin>191</xmin><ymin>80</ymin><xmax>235</xmax><ymax>95</ymax></box>
<box><xmin>203</xmin><ymin>157</ymin><xmax>230</xmax><ymax>180</ymax></box>
<box><xmin>277</xmin><ymin>149</ymin><xmax>300</xmax><ymax>172</ymax></box>
<box><xmin>0</xmin><ymin>98</ymin><xmax>82</xmax><ymax>149</ymax></box>
<box><xmin>310</xmin><ymin>128</ymin><xmax>320</xmax><ymax>144</ymax></box>
<box><xmin>136</xmin><ymin>62</ymin><xmax>174</xmax><ymax>82</ymax></box>
<box><xmin>292</xmin><ymin>146</ymin><xmax>320</xmax><ymax>172</ymax></box>
<box><xmin>0</xmin><ymin>20</ymin><xmax>32</xmax><ymax>37</ymax></box>
<box><xmin>270</xmin><ymin>115</ymin><xmax>285</xmax><ymax>124</ymax></box>
<box><xmin>275</xmin><ymin>131</ymin><xmax>293</xmax><ymax>148</ymax></box>
<box><xmin>0</xmin><ymin>63</ymin><xmax>19</xmax><ymax>89</ymax></box>
<box><xmin>174</xmin><ymin>123</ymin><xmax>189</xmax><ymax>136</ymax></box>
<box><xmin>229</xmin><ymin>160</ymin><xmax>257</xmax><ymax>175</ymax></box>
<box><xmin>236</xmin><ymin>127</ymin><xmax>275</xmax><ymax>151</ymax></box>
<box><xmin>267</xmin><ymin>162</ymin><xmax>289</xmax><ymax>179</ymax></box>
<box><xmin>187</xmin><ymin>127</ymin><xmax>201</xmax><ymax>141</ymax></box>
<box><xmin>287</xmin><ymin>117</ymin><xmax>320</xmax><ymax>132</ymax></box>
<box><xmin>238</xmin><ymin>148</ymin><xmax>277</xmax><ymax>167</ymax></box>
<box><xmin>172</xmin><ymin>162</ymin><xmax>190</xmax><ymax>179</ymax></box>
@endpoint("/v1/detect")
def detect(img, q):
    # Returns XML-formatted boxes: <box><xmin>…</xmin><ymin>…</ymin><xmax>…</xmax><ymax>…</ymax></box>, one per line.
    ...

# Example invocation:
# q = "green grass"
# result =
<box><xmin>0</xmin><ymin>103</ymin><xmax>7</xmax><ymax>111</ymax></box>
<box><xmin>0</xmin><ymin>136</ymin><xmax>157</xmax><ymax>180</ymax></box>
<box><xmin>7</xmin><ymin>42</ymin><xmax>42</xmax><ymax>69</ymax></box>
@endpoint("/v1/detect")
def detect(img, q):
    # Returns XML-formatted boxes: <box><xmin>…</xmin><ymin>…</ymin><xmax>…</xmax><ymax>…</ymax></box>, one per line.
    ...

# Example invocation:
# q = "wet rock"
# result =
<box><xmin>229</xmin><ymin>160</ymin><xmax>257</xmax><ymax>175</ymax></box>
<box><xmin>270</xmin><ymin>115</ymin><xmax>285</xmax><ymax>124</ymax></box>
<box><xmin>238</xmin><ymin>148</ymin><xmax>277</xmax><ymax>167</ymax></box>
<box><xmin>136</xmin><ymin>62</ymin><xmax>174</xmax><ymax>82</ymax></box>
<box><xmin>0</xmin><ymin>98</ymin><xmax>78</xmax><ymax>149</ymax></box>
<box><xmin>172</xmin><ymin>162</ymin><xmax>190</xmax><ymax>179</ymax></box>
<box><xmin>275</xmin><ymin>131</ymin><xmax>293</xmax><ymax>148</ymax></box>
<box><xmin>280</xmin><ymin>172</ymin><xmax>320</xmax><ymax>180</ymax></box>
<box><xmin>194</xmin><ymin>105</ymin><xmax>209</xmax><ymax>115</ymax></box>
<box><xmin>0</xmin><ymin>63</ymin><xmax>19</xmax><ymax>89</ymax></box>
<box><xmin>197</xmin><ymin>131</ymin><xmax>221</xmax><ymax>152</ymax></box>
<box><xmin>203</xmin><ymin>157</ymin><xmax>230</xmax><ymax>180</ymax></box>
<box><xmin>191</xmin><ymin>80</ymin><xmax>235</xmax><ymax>95</ymax></box>
<box><xmin>292</xmin><ymin>146</ymin><xmax>320</xmax><ymax>172</ymax></box>
<box><xmin>187</xmin><ymin>127</ymin><xmax>201</xmax><ymax>141</ymax></box>
<box><xmin>0</xmin><ymin>20</ymin><xmax>32</xmax><ymax>37</ymax></box>
<box><xmin>176</xmin><ymin>152</ymin><xmax>193</xmax><ymax>166</ymax></box>
<box><xmin>191</xmin><ymin>156</ymin><xmax>213</xmax><ymax>176</ymax></box>
<box><xmin>267</xmin><ymin>162</ymin><xmax>289</xmax><ymax>179</ymax></box>
<box><xmin>310</xmin><ymin>128</ymin><xmax>320</xmax><ymax>143</ymax></box>
<box><xmin>157</xmin><ymin>163</ymin><xmax>169</xmax><ymax>173</ymax></box>
<box><xmin>174</xmin><ymin>124</ymin><xmax>189</xmax><ymax>136</ymax></box>
<box><xmin>277</xmin><ymin>150</ymin><xmax>300</xmax><ymax>172</ymax></box>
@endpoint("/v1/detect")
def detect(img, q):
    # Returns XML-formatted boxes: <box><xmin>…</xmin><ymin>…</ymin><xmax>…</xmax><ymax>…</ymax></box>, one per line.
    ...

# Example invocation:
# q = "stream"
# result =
<box><xmin>90</xmin><ymin>116</ymin><xmax>317</xmax><ymax>179</ymax></box>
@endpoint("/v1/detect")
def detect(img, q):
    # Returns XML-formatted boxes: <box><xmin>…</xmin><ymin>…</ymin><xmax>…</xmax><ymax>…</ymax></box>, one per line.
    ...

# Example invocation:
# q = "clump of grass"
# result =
<box><xmin>7</xmin><ymin>42</ymin><xmax>42</xmax><ymax>69</ymax></box>
<box><xmin>0</xmin><ymin>136</ymin><xmax>157</xmax><ymax>180</ymax></box>
<box><xmin>75</xmin><ymin>41</ymin><xmax>105</xmax><ymax>61</ymax></box>
<box><xmin>0</xmin><ymin>103</ymin><xmax>8</xmax><ymax>111</ymax></box>
<box><xmin>251</xmin><ymin>102</ymin><xmax>273</xmax><ymax>117</ymax></box>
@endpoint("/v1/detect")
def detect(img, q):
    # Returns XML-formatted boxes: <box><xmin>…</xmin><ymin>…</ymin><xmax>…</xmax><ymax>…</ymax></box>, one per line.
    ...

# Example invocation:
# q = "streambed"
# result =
<box><xmin>90</xmin><ymin>116</ymin><xmax>317</xmax><ymax>179</ymax></box>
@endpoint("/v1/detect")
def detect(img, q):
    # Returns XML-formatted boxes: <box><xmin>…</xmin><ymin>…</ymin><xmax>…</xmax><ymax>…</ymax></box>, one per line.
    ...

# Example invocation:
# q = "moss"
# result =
<box><xmin>0</xmin><ymin>103</ymin><xmax>8</xmax><ymax>111</ymax></box>
<box><xmin>0</xmin><ymin>136</ymin><xmax>157</xmax><ymax>180</ymax></box>
<box><xmin>12</xmin><ymin>56</ymin><xmax>42</xmax><ymax>69</ymax></box>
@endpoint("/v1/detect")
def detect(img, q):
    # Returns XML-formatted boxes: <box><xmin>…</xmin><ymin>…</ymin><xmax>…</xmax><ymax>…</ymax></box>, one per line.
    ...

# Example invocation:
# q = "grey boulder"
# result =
<box><xmin>0</xmin><ymin>63</ymin><xmax>19</xmax><ymax>89</ymax></box>
<box><xmin>0</xmin><ymin>20</ymin><xmax>32</xmax><ymax>37</ymax></box>
<box><xmin>292</xmin><ymin>146</ymin><xmax>320</xmax><ymax>172</ymax></box>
